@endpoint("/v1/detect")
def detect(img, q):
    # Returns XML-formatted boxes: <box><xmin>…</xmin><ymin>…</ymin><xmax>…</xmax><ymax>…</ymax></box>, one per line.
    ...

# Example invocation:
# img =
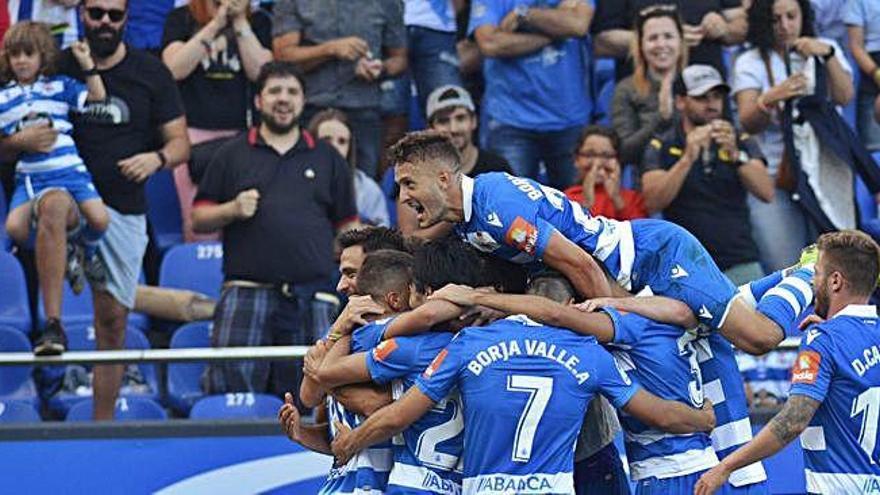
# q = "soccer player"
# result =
<box><xmin>330</xmin><ymin>279</ymin><xmax>717</xmax><ymax>494</ymax></box>
<box><xmin>431</xmin><ymin>275</ymin><xmax>720</xmax><ymax>493</ymax></box>
<box><xmin>695</xmin><ymin>230</ymin><xmax>880</xmax><ymax>494</ymax></box>
<box><xmin>389</xmin><ymin>131</ymin><xmax>812</xmax><ymax>356</ymax></box>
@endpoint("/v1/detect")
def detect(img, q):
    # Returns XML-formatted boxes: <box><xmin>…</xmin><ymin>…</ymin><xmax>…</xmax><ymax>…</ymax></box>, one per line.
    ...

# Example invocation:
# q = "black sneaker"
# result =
<box><xmin>65</xmin><ymin>243</ymin><xmax>86</xmax><ymax>295</ymax></box>
<box><xmin>84</xmin><ymin>252</ymin><xmax>108</xmax><ymax>289</ymax></box>
<box><xmin>34</xmin><ymin>318</ymin><xmax>67</xmax><ymax>356</ymax></box>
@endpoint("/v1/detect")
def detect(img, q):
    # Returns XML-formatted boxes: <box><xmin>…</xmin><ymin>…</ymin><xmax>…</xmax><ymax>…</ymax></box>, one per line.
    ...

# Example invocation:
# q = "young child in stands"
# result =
<box><xmin>0</xmin><ymin>21</ymin><xmax>109</xmax><ymax>293</ymax></box>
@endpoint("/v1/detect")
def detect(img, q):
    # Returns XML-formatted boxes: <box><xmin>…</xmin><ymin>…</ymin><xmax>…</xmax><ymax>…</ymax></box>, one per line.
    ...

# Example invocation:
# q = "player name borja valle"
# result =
<box><xmin>466</xmin><ymin>338</ymin><xmax>591</xmax><ymax>384</ymax></box>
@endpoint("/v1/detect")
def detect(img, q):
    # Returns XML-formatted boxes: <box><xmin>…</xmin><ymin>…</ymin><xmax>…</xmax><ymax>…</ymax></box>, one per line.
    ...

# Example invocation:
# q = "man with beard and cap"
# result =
<box><xmin>697</xmin><ymin>230</ymin><xmax>880</xmax><ymax>494</ymax></box>
<box><xmin>192</xmin><ymin>61</ymin><xmax>359</xmax><ymax>397</ymax></box>
<box><xmin>0</xmin><ymin>0</ymin><xmax>190</xmax><ymax>420</ymax></box>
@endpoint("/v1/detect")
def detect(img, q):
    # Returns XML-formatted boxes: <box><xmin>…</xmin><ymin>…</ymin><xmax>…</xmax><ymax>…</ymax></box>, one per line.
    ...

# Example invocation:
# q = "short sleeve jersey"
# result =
<box><xmin>364</xmin><ymin>320</ymin><xmax>462</xmax><ymax>494</ymax></box>
<box><xmin>603</xmin><ymin>308</ymin><xmax>718</xmax><ymax>480</ymax></box>
<box><xmin>454</xmin><ymin>173</ymin><xmax>638</xmax><ymax>289</ymax></box>
<box><xmin>0</xmin><ymin>75</ymin><xmax>88</xmax><ymax>174</ymax></box>
<box><xmin>416</xmin><ymin>315</ymin><xmax>639</xmax><ymax>494</ymax></box>
<box><xmin>790</xmin><ymin>305</ymin><xmax>880</xmax><ymax>493</ymax></box>
<box><xmin>321</xmin><ymin>320</ymin><xmax>394</xmax><ymax>495</ymax></box>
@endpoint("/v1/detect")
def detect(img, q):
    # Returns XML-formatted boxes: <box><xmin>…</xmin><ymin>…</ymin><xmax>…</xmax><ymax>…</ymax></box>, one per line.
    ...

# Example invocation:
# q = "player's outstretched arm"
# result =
<box><xmin>694</xmin><ymin>395</ymin><xmax>819</xmax><ymax>495</ymax></box>
<box><xmin>577</xmin><ymin>296</ymin><xmax>699</xmax><ymax>329</ymax></box>
<box><xmin>279</xmin><ymin>393</ymin><xmax>332</xmax><ymax>455</ymax></box>
<box><xmin>316</xmin><ymin>352</ymin><xmax>372</xmax><ymax>390</ymax></box>
<box><xmin>331</xmin><ymin>383</ymin><xmax>393</xmax><ymax>417</ymax></box>
<box><xmin>383</xmin><ymin>300</ymin><xmax>466</xmax><ymax>338</ymax></box>
<box><xmin>541</xmin><ymin>231</ymin><xmax>615</xmax><ymax>299</ymax></box>
<box><xmin>624</xmin><ymin>390</ymin><xmax>716</xmax><ymax>434</ymax></box>
<box><xmin>331</xmin><ymin>386</ymin><xmax>436</xmax><ymax>464</ymax></box>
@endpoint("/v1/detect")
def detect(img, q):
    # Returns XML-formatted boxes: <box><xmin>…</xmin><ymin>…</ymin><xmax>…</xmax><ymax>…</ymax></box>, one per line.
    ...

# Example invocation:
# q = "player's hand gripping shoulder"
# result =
<box><xmin>330</xmin><ymin>296</ymin><xmax>385</xmax><ymax>338</ymax></box>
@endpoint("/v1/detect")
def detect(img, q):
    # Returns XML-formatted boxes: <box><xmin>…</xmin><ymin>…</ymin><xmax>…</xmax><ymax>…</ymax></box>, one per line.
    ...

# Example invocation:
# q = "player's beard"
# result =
<box><xmin>814</xmin><ymin>279</ymin><xmax>830</xmax><ymax>319</ymax></box>
<box><xmin>86</xmin><ymin>25</ymin><xmax>123</xmax><ymax>59</ymax></box>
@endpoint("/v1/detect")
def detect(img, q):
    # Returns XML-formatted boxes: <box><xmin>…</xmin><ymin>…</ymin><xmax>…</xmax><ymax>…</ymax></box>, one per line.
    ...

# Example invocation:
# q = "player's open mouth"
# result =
<box><xmin>407</xmin><ymin>199</ymin><xmax>425</xmax><ymax>220</ymax></box>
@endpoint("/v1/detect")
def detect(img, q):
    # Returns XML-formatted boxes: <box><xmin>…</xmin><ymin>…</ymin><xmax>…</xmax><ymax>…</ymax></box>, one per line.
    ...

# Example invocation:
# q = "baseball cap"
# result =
<box><xmin>675</xmin><ymin>64</ymin><xmax>731</xmax><ymax>97</ymax></box>
<box><xmin>426</xmin><ymin>85</ymin><xmax>475</xmax><ymax>121</ymax></box>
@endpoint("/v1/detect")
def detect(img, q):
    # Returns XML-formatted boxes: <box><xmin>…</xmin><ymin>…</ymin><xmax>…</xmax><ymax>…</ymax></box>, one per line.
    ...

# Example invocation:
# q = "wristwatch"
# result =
<box><xmin>821</xmin><ymin>44</ymin><xmax>836</xmax><ymax>62</ymax></box>
<box><xmin>734</xmin><ymin>150</ymin><xmax>749</xmax><ymax>167</ymax></box>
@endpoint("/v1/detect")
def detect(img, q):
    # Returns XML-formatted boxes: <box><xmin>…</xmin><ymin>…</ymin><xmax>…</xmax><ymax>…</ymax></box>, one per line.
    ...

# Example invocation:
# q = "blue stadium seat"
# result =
<box><xmin>592</xmin><ymin>57</ymin><xmax>615</xmax><ymax>98</ymax></box>
<box><xmin>65</xmin><ymin>396</ymin><xmax>168</xmax><ymax>421</ymax></box>
<box><xmin>0</xmin><ymin>185</ymin><xmax>9</xmax><ymax>251</ymax></box>
<box><xmin>47</xmin><ymin>325</ymin><xmax>159</xmax><ymax>415</ymax></box>
<box><xmin>158</xmin><ymin>242</ymin><xmax>224</xmax><ymax>300</ymax></box>
<box><xmin>0</xmin><ymin>252</ymin><xmax>32</xmax><ymax>334</ymax></box>
<box><xmin>145</xmin><ymin>169</ymin><xmax>183</xmax><ymax>253</ymax></box>
<box><xmin>189</xmin><ymin>393</ymin><xmax>283</xmax><ymax>419</ymax></box>
<box><xmin>167</xmin><ymin>321</ymin><xmax>211</xmax><ymax>415</ymax></box>
<box><xmin>36</xmin><ymin>280</ymin><xmax>149</xmax><ymax>332</ymax></box>
<box><xmin>0</xmin><ymin>400</ymin><xmax>41</xmax><ymax>423</ymax></box>
<box><xmin>593</xmin><ymin>81</ymin><xmax>616</xmax><ymax>127</ymax></box>
<box><xmin>0</xmin><ymin>326</ymin><xmax>38</xmax><ymax>407</ymax></box>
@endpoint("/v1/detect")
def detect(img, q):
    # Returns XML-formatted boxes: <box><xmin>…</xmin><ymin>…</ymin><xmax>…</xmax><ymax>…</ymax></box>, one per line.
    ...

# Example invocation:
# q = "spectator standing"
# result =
<box><xmin>192</xmin><ymin>62</ymin><xmax>358</xmax><ymax>396</ymax></box>
<box><xmin>611</xmin><ymin>5</ymin><xmax>686</xmax><ymax>165</ymax></box>
<box><xmin>308</xmin><ymin>109</ymin><xmax>390</xmax><ymax>227</ymax></box>
<box><xmin>272</xmin><ymin>0</ymin><xmax>407</xmax><ymax>179</ymax></box>
<box><xmin>732</xmin><ymin>0</ymin><xmax>854</xmax><ymax>271</ymax></box>
<box><xmin>565</xmin><ymin>126</ymin><xmax>647</xmax><ymax>221</ymax></box>
<box><xmin>642</xmin><ymin>65</ymin><xmax>774</xmax><ymax>285</ymax></box>
<box><xmin>59</xmin><ymin>0</ymin><xmax>189</xmax><ymax>419</ymax></box>
<box><xmin>845</xmin><ymin>0</ymin><xmax>880</xmax><ymax>152</ymax></box>
<box><xmin>810</xmin><ymin>0</ymin><xmax>848</xmax><ymax>50</ymax></box>
<box><xmin>470</xmin><ymin>0</ymin><xmax>593</xmax><ymax>189</ymax></box>
<box><xmin>397</xmin><ymin>84</ymin><xmax>511</xmax><ymax>237</ymax></box>
<box><xmin>9</xmin><ymin>0</ymin><xmax>82</xmax><ymax>48</ymax></box>
<box><xmin>592</xmin><ymin>0</ymin><xmax>746</xmax><ymax>80</ymax></box>
<box><xmin>162</xmin><ymin>0</ymin><xmax>272</xmax><ymax>242</ymax></box>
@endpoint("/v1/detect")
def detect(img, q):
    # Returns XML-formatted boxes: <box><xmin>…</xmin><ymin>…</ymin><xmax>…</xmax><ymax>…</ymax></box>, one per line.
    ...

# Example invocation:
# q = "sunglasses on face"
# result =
<box><xmin>85</xmin><ymin>7</ymin><xmax>126</xmax><ymax>23</ymax></box>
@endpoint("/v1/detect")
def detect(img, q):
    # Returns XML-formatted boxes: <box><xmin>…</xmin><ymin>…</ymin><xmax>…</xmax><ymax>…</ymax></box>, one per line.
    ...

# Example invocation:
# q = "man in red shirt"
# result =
<box><xmin>564</xmin><ymin>125</ymin><xmax>647</xmax><ymax>220</ymax></box>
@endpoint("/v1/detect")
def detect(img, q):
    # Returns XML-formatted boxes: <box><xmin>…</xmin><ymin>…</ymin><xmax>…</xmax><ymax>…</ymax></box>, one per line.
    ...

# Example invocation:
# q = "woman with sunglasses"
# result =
<box><xmin>611</xmin><ymin>6</ymin><xmax>687</xmax><ymax>166</ymax></box>
<box><xmin>161</xmin><ymin>0</ymin><xmax>273</xmax><ymax>241</ymax></box>
<box><xmin>565</xmin><ymin>125</ymin><xmax>647</xmax><ymax>221</ymax></box>
<box><xmin>732</xmin><ymin>0</ymin><xmax>854</xmax><ymax>271</ymax></box>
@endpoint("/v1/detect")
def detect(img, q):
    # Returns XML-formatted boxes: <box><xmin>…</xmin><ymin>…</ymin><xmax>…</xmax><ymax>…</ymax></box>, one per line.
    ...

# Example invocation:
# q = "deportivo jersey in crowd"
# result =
<box><xmin>790</xmin><ymin>305</ymin><xmax>880</xmax><ymax>493</ymax></box>
<box><xmin>321</xmin><ymin>321</ymin><xmax>394</xmax><ymax>495</ymax></box>
<box><xmin>454</xmin><ymin>173</ymin><xmax>736</xmax><ymax>328</ymax></box>
<box><xmin>695</xmin><ymin>332</ymin><xmax>768</xmax><ymax>488</ymax></box>
<box><xmin>416</xmin><ymin>315</ymin><xmax>640</xmax><ymax>495</ymax></box>
<box><xmin>602</xmin><ymin>308</ymin><xmax>718</xmax><ymax>481</ymax></box>
<box><xmin>363</xmin><ymin>317</ymin><xmax>463</xmax><ymax>495</ymax></box>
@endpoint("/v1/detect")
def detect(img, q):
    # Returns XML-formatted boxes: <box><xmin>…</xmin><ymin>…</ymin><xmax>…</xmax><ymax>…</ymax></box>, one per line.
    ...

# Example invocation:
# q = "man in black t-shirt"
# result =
<box><xmin>193</xmin><ymin>62</ymin><xmax>358</xmax><ymax>396</ymax></box>
<box><xmin>4</xmin><ymin>0</ymin><xmax>190</xmax><ymax>420</ymax></box>
<box><xmin>640</xmin><ymin>65</ymin><xmax>774</xmax><ymax>285</ymax></box>
<box><xmin>396</xmin><ymin>84</ymin><xmax>511</xmax><ymax>237</ymax></box>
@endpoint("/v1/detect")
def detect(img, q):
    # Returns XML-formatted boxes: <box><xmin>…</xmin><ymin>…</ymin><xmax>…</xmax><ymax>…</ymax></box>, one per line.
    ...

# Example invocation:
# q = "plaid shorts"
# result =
<box><xmin>204</xmin><ymin>281</ymin><xmax>337</xmax><ymax>395</ymax></box>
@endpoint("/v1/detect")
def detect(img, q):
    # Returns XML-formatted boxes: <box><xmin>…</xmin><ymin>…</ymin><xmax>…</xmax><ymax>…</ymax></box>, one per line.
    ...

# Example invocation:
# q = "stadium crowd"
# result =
<box><xmin>2</xmin><ymin>0</ymin><xmax>880</xmax><ymax>493</ymax></box>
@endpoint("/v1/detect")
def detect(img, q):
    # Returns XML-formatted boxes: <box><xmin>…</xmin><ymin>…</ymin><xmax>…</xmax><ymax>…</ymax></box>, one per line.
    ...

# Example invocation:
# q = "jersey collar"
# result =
<box><xmin>837</xmin><ymin>305</ymin><xmax>878</xmax><ymax>318</ymax></box>
<box><xmin>461</xmin><ymin>174</ymin><xmax>474</xmax><ymax>223</ymax></box>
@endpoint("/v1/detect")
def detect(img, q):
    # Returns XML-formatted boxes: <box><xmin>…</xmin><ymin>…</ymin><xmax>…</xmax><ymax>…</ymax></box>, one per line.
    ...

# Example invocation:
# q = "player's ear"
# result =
<box><xmin>386</xmin><ymin>291</ymin><xmax>404</xmax><ymax>312</ymax></box>
<box><xmin>830</xmin><ymin>271</ymin><xmax>845</xmax><ymax>293</ymax></box>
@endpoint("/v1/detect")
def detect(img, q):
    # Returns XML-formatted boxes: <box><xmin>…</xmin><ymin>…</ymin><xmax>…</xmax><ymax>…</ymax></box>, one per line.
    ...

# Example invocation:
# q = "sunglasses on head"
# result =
<box><xmin>85</xmin><ymin>7</ymin><xmax>126</xmax><ymax>23</ymax></box>
<box><xmin>638</xmin><ymin>4</ymin><xmax>679</xmax><ymax>18</ymax></box>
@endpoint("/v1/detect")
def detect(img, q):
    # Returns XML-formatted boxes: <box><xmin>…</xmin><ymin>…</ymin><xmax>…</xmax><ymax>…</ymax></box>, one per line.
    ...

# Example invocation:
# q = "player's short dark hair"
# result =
<box><xmin>413</xmin><ymin>236</ymin><xmax>484</xmax><ymax>293</ymax></box>
<box><xmin>817</xmin><ymin>230</ymin><xmax>880</xmax><ymax>297</ymax></box>
<box><xmin>480</xmin><ymin>254</ymin><xmax>528</xmax><ymax>295</ymax></box>
<box><xmin>356</xmin><ymin>250</ymin><xmax>414</xmax><ymax>301</ymax></box>
<box><xmin>255</xmin><ymin>61</ymin><xmax>305</xmax><ymax>94</ymax></box>
<box><xmin>337</xmin><ymin>227</ymin><xmax>408</xmax><ymax>254</ymax></box>
<box><xmin>387</xmin><ymin>130</ymin><xmax>462</xmax><ymax>173</ymax></box>
<box><xmin>527</xmin><ymin>270</ymin><xmax>576</xmax><ymax>304</ymax></box>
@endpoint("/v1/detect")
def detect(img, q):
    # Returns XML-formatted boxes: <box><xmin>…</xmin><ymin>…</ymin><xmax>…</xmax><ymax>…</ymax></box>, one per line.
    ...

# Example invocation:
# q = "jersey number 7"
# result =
<box><xmin>507</xmin><ymin>375</ymin><xmax>554</xmax><ymax>463</ymax></box>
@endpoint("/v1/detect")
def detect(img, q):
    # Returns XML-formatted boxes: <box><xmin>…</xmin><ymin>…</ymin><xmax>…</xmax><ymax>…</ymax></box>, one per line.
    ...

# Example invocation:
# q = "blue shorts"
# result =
<box><xmin>10</xmin><ymin>164</ymin><xmax>100</xmax><ymax>212</ymax></box>
<box><xmin>632</xmin><ymin>220</ymin><xmax>737</xmax><ymax>329</ymax></box>
<box><xmin>574</xmin><ymin>442</ymin><xmax>631</xmax><ymax>495</ymax></box>
<box><xmin>721</xmin><ymin>480</ymin><xmax>769</xmax><ymax>495</ymax></box>
<box><xmin>634</xmin><ymin>470</ymin><xmax>707</xmax><ymax>495</ymax></box>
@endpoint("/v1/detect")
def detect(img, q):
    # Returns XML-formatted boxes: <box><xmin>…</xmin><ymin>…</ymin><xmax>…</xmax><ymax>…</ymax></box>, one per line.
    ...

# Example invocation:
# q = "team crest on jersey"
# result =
<box><xmin>372</xmin><ymin>339</ymin><xmax>398</xmax><ymax>362</ymax></box>
<box><xmin>505</xmin><ymin>217</ymin><xmax>538</xmax><ymax>255</ymax></box>
<box><xmin>792</xmin><ymin>351</ymin><xmax>821</xmax><ymax>384</ymax></box>
<box><xmin>423</xmin><ymin>349</ymin><xmax>448</xmax><ymax>379</ymax></box>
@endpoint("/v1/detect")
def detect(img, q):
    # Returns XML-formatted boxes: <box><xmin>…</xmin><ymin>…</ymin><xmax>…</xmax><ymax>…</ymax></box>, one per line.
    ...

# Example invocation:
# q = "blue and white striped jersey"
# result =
<box><xmin>790</xmin><ymin>304</ymin><xmax>880</xmax><ymax>493</ymax></box>
<box><xmin>0</xmin><ymin>75</ymin><xmax>88</xmax><ymax>174</ymax></box>
<box><xmin>603</xmin><ymin>308</ymin><xmax>718</xmax><ymax>480</ymax></box>
<box><xmin>364</xmin><ymin>318</ymin><xmax>462</xmax><ymax>495</ymax></box>
<box><xmin>321</xmin><ymin>321</ymin><xmax>394</xmax><ymax>495</ymax></box>
<box><xmin>416</xmin><ymin>316</ymin><xmax>640</xmax><ymax>495</ymax></box>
